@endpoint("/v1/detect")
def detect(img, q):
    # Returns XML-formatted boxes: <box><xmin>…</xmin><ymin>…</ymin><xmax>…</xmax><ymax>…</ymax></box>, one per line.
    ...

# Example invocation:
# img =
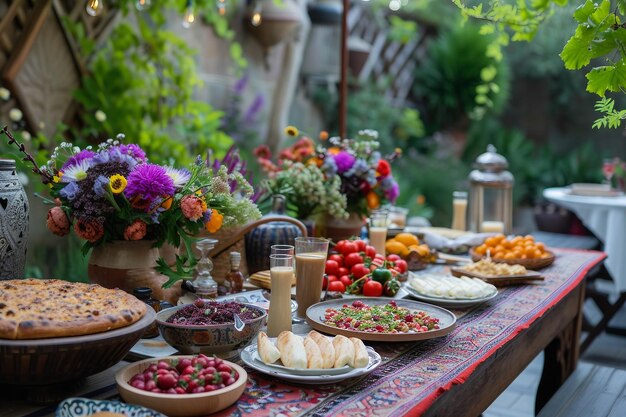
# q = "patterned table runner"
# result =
<box><xmin>214</xmin><ymin>248</ymin><xmax>605</xmax><ymax>417</ymax></box>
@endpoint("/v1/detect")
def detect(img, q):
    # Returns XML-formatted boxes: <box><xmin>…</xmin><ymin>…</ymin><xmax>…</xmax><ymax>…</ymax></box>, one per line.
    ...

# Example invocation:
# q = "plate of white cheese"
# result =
<box><xmin>405</xmin><ymin>273</ymin><xmax>498</xmax><ymax>308</ymax></box>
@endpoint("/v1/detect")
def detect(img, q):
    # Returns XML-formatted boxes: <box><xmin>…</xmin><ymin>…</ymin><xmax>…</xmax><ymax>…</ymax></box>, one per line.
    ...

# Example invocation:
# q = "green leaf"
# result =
<box><xmin>481</xmin><ymin>65</ymin><xmax>497</xmax><ymax>82</ymax></box>
<box><xmin>560</xmin><ymin>29</ymin><xmax>595</xmax><ymax>70</ymax></box>
<box><xmin>586</xmin><ymin>62</ymin><xmax>626</xmax><ymax>96</ymax></box>
<box><xmin>573</xmin><ymin>0</ymin><xmax>599</xmax><ymax>23</ymax></box>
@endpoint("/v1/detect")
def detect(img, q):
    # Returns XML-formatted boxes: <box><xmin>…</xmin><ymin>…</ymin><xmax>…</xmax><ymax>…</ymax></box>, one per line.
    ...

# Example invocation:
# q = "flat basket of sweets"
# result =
<box><xmin>451</xmin><ymin>258</ymin><xmax>544</xmax><ymax>286</ymax></box>
<box><xmin>469</xmin><ymin>234</ymin><xmax>555</xmax><ymax>270</ymax></box>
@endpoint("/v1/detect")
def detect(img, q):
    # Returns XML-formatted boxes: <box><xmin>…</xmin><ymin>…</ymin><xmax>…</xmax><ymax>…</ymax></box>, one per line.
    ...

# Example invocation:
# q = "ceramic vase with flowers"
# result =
<box><xmin>15</xmin><ymin>134</ymin><xmax>260</xmax><ymax>303</ymax></box>
<box><xmin>255</xmin><ymin>127</ymin><xmax>400</xmax><ymax>242</ymax></box>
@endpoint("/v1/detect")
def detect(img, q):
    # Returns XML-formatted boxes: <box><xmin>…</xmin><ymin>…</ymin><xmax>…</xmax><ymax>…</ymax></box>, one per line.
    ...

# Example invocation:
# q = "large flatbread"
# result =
<box><xmin>349</xmin><ymin>337</ymin><xmax>369</xmax><ymax>368</ymax></box>
<box><xmin>257</xmin><ymin>331</ymin><xmax>281</xmax><ymax>364</ymax></box>
<box><xmin>303</xmin><ymin>335</ymin><xmax>323</xmax><ymax>369</ymax></box>
<box><xmin>0</xmin><ymin>279</ymin><xmax>146</xmax><ymax>340</ymax></box>
<box><xmin>332</xmin><ymin>334</ymin><xmax>354</xmax><ymax>368</ymax></box>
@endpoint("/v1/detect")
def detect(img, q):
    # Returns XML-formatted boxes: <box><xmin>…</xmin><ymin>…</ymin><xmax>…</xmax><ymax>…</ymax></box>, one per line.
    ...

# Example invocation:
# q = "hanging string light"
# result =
<box><xmin>85</xmin><ymin>0</ymin><xmax>104</xmax><ymax>16</ymax></box>
<box><xmin>250</xmin><ymin>0</ymin><xmax>262</xmax><ymax>27</ymax></box>
<box><xmin>135</xmin><ymin>0</ymin><xmax>151</xmax><ymax>11</ymax></box>
<box><xmin>217</xmin><ymin>0</ymin><xmax>226</xmax><ymax>16</ymax></box>
<box><xmin>182</xmin><ymin>0</ymin><xmax>196</xmax><ymax>28</ymax></box>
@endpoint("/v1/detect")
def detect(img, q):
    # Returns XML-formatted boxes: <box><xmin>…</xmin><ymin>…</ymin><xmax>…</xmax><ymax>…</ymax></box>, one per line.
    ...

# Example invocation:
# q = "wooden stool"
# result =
<box><xmin>536</xmin><ymin>363</ymin><xmax>626</xmax><ymax>417</ymax></box>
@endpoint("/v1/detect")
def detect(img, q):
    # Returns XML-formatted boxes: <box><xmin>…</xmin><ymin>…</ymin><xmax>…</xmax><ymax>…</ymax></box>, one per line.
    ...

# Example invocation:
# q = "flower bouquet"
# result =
<box><xmin>255</xmin><ymin>127</ymin><xmax>400</xmax><ymax>219</ymax></box>
<box><xmin>5</xmin><ymin>129</ymin><xmax>260</xmax><ymax>288</ymax></box>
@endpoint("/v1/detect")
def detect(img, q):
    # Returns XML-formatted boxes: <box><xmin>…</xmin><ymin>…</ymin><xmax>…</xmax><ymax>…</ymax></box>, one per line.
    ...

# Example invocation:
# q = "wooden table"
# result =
<box><xmin>1</xmin><ymin>249</ymin><xmax>605</xmax><ymax>417</ymax></box>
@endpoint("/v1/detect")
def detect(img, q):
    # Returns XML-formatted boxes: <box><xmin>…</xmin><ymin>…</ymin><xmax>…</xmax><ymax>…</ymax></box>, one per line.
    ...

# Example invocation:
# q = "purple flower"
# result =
<box><xmin>115</xmin><ymin>144</ymin><xmax>146</xmax><ymax>162</ymax></box>
<box><xmin>124</xmin><ymin>164</ymin><xmax>175</xmax><ymax>205</ymax></box>
<box><xmin>384</xmin><ymin>179</ymin><xmax>400</xmax><ymax>202</ymax></box>
<box><xmin>244</xmin><ymin>94</ymin><xmax>265</xmax><ymax>124</ymax></box>
<box><xmin>321</xmin><ymin>157</ymin><xmax>338</xmax><ymax>176</ymax></box>
<box><xmin>93</xmin><ymin>147</ymin><xmax>138</xmax><ymax>169</ymax></box>
<box><xmin>59</xmin><ymin>182</ymin><xmax>79</xmax><ymax>200</ymax></box>
<box><xmin>93</xmin><ymin>175</ymin><xmax>109</xmax><ymax>197</ymax></box>
<box><xmin>333</xmin><ymin>151</ymin><xmax>356</xmax><ymax>174</ymax></box>
<box><xmin>62</xmin><ymin>150</ymin><xmax>95</xmax><ymax>170</ymax></box>
<box><xmin>203</xmin><ymin>208</ymin><xmax>213</xmax><ymax>223</ymax></box>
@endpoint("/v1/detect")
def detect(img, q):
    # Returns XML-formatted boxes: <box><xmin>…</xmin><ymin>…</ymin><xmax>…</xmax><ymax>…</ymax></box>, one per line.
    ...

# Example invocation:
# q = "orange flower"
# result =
<box><xmin>161</xmin><ymin>196</ymin><xmax>173</xmax><ymax>210</ymax></box>
<box><xmin>366</xmin><ymin>191</ymin><xmax>380</xmax><ymax>209</ymax></box>
<box><xmin>319</xmin><ymin>131</ymin><xmax>329</xmax><ymax>141</ymax></box>
<box><xmin>416</xmin><ymin>195</ymin><xmax>426</xmax><ymax>205</ymax></box>
<box><xmin>327</xmin><ymin>147</ymin><xmax>341</xmax><ymax>155</ymax></box>
<box><xmin>123</xmin><ymin>219</ymin><xmax>147</xmax><ymax>241</ymax></box>
<box><xmin>205</xmin><ymin>210</ymin><xmax>224</xmax><ymax>233</ymax></box>
<box><xmin>46</xmin><ymin>206</ymin><xmax>70</xmax><ymax>236</ymax></box>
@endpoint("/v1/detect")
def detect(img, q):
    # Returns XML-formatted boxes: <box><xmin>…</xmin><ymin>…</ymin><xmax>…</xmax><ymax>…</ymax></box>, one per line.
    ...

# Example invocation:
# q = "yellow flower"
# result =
<box><xmin>109</xmin><ymin>174</ymin><xmax>127</xmax><ymax>194</ymax></box>
<box><xmin>53</xmin><ymin>172</ymin><xmax>63</xmax><ymax>183</ymax></box>
<box><xmin>284</xmin><ymin>126</ymin><xmax>299</xmax><ymax>137</ymax></box>
<box><xmin>205</xmin><ymin>210</ymin><xmax>224</xmax><ymax>233</ymax></box>
<box><xmin>395</xmin><ymin>147</ymin><xmax>403</xmax><ymax>155</ymax></box>
<box><xmin>161</xmin><ymin>196</ymin><xmax>173</xmax><ymax>210</ymax></box>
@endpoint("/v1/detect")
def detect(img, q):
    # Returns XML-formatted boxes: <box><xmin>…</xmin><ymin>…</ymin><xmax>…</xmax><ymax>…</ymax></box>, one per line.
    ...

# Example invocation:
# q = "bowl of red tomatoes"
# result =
<box><xmin>324</xmin><ymin>239</ymin><xmax>408</xmax><ymax>297</ymax></box>
<box><xmin>115</xmin><ymin>354</ymin><xmax>247</xmax><ymax>417</ymax></box>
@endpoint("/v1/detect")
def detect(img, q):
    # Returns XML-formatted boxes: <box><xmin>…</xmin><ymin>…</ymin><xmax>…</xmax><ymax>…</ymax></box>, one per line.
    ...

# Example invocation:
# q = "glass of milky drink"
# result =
<box><xmin>368</xmin><ymin>209</ymin><xmax>389</xmax><ymax>257</ymax></box>
<box><xmin>267</xmin><ymin>254</ymin><xmax>294</xmax><ymax>337</ymax></box>
<box><xmin>294</xmin><ymin>237</ymin><xmax>329</xmax><ymax>318</ymax></box>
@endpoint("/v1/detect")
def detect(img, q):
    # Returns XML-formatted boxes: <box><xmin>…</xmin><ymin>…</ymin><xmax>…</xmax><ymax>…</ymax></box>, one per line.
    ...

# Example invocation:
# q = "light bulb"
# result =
<box><xmin>251</xmin><ymin>11</ymin><xmax>262</xmax><ymax>26</ymax></box>
<box><xmin>182</xmin><ymin>5</ymin><xmax>195</xmax><ymax>28</ymax></box>
<box><xmin>135</xmin><ymin>0</ymin><xmax>151</xmax><ymax>11</ymax></box>
<box><xmin>85</xmin><ymin>0</ymin><xmax>104</xmax><ymax>16</ymax></box>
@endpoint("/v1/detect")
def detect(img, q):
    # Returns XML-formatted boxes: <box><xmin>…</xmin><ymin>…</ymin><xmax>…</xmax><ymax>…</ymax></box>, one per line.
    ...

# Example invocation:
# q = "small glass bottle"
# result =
<box><xmin>132</xmin><ymin>287</ymin><xmax>160</xmax><ymax>338</ymax></box>
<box><xmin>225</xmin><ymin>252</ymin><xmax>245</xmax><ymax>294</ymax></box>
<box><xmin>191</xmin><ymin>239</ymin><xmax>219</xmax><ymax>299</ymax></box>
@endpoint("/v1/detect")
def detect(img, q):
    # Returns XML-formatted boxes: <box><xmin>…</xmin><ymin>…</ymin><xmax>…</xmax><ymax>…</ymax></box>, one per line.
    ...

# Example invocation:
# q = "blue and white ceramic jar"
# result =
<box><xmin>0</xmin><ymin>159</ymin><xmax>29</xmax><ymax>279</ymax></box>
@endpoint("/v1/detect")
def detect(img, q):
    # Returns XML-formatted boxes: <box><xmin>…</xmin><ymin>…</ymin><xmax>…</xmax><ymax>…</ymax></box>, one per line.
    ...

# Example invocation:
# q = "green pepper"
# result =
<box><xmin>384</xmin><ymin>278</ymin><xmax>401</xmax><ymax>297</ymax></box>
<box><xmin>371</xmin><ymin>267</ymin><xmax>393</xmax><ymax>284</ymax></box>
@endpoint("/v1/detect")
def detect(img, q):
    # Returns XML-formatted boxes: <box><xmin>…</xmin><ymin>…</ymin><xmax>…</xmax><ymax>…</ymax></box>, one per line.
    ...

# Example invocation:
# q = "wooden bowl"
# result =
<box><xmin>469</xmin><ymin>248</ymin><xmax>556</xmax><ymax>270</ymax></box>
<box><xmin>115</xmin><ymin>356</ymin><xmax>247</xmax><ymax>417</ymax></box>
<box><xmin>0</xmin><ymin>308</ymin><xmax>156</xmax><ymax>386</ymax></box>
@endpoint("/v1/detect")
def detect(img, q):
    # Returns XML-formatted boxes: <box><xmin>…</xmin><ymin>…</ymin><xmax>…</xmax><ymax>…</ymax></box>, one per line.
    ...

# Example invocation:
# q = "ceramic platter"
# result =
<box><xmin>403</xmin><ymin>284</ymin><xmax>498</xmax><ymax>308</ymax></box>
<box><xmin>56</xmin><ymin>397</ymin><xmax>165</xmax><ymax>417</ymax></box>
<box><xmin>240</xmin><ymin>342</ymin><xmax>381</xmax><ymax>384</ymax></box>
<box><xmin>305</xmin><ymin>297</ymin><xmax>457</xmax><ymax>342</ymax></box>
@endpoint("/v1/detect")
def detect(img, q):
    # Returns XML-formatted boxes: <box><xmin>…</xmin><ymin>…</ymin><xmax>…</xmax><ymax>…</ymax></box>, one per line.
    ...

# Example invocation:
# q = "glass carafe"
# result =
<box><xmin>191</xmin><ymin>238</ymin><xmax>219</xmax><ymax>299</ymax></box>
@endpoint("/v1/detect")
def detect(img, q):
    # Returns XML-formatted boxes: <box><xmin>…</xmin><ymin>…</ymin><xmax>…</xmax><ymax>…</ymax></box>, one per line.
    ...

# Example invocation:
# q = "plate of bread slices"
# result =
<box><xmin>240</xmin><ymin>330</ymin><xmax>381</xmax><ymax>383</ymax></box>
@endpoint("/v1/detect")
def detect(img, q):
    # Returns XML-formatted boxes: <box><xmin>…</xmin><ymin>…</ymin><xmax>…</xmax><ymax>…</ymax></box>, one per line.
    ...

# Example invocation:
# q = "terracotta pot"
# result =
<box><xmin>87</xmin><ymin>240</ymin><xmax>182</xmax><ymax>304</ymax></box>
<box><xmin>321</xmin><ymin>213</ymin><xmax>364</xmax><ymax>243</ymax></box>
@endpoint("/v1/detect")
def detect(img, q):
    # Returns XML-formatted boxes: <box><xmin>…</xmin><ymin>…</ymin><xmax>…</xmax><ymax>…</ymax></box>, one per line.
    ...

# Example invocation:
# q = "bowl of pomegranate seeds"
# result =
<box><xmin>115</xmin><ymin>354</ymin><xmax>247</xmax><ymax>417</ymax></box>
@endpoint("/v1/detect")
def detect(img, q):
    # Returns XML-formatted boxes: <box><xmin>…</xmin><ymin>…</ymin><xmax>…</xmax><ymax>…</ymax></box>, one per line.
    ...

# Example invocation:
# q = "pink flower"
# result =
<box><xmin>180</xmin><ymin>195</ymin><xmax>207</xmax><ymax>222</ymax></box>
<box><xmin>124</xmin><ymin>219</ymin><xmax>147</xmax><ymax>241</ymax></box>
<box><xmin>74</xmin><ymin>219</ymin><xmax>104</xmax><ymax>243</ymax></box>
<box><xmin>46</xmin><ymin>207</ymin><xmax>70</xmax><ymax>236</ymax></box>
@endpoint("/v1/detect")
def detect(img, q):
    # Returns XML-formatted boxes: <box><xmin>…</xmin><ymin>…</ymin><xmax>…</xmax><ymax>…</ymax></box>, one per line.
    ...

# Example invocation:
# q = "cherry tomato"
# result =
<box><xmin>340</xmin><ymin>275</ymin><xmax>353</xmax><ymax>287</ymax></box>
<box><xmin>365</xmin><ymin>245</ymin><xmax>377</xmax><ymax>258</ymax></box>
<box><xmin>328</xmin><ymin>254</ymin><xmax>344</xmax><ymax>265</ymax></box>
<box><xmin>374</xmin><ymin>254</ymin><xmax>386</xmax><ymax>262</ymax></box>
<box><xmin>354</xmin><ymin>240</ymin><xmax>367</xmax><ymax>251</ymax></box>
<box><xmin>340</xmin><ymin>241</ymin><xmax>359</xmax><ymax>256</ymax></box>
<box><xmin>394</xmin><ymin>259</ymin><xmax>408</xmax><ymax>274</ymax></box>
<box><xmin>351</xmin><ymin>263</ymin><xmax>370</xmax><ymax>279</ymax></box>
<box><xmin>325</xmin><ymin>260</ymin><xmax>340</xmax><ymax>276</ymax></box>
<box><xmin>362</xmin><ymin>280</ymin><xmax>383</xmax><ymax>297</ymax></box>
<box><xmin>334</xmin><ymin>240</ymin><xmax>347</xmax><ymax>254</ymax></box>
<box><xmin>327</xmin><ymin>275</ymin><xmax>338</xmax><ymax>283</ymax></box>
<box><xmin>386</xmin><ymin>254</ymin><xmax>401</xmax><ymax>262</ymax></box>
<box><xmin>338</xmin><ymin>267</ymin><xmax>349</xmax><ymax>276</ymax></box>
<box><xmin>327</xmin><ymin>280</ymin><xmax>346</xmax><ymax>293</ymax></box>
<box><xmin>344</xmin><ymin>252</ymin><xmax>364</xmax><ymax>268</ymax></box>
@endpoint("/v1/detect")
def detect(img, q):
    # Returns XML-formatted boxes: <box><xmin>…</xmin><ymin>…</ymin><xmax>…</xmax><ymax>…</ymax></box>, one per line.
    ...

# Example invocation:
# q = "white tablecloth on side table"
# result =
<box><xmin>543</xmin><ymin>187</ymin><xmax>626</xmax><ymax>293</ymax></box>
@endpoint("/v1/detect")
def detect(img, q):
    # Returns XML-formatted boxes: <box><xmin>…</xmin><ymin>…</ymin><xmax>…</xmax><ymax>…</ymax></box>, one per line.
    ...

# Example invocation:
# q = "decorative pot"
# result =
<box><xmin>245</xmin><ymin>195</ymin><xmax>306</xmax><ymax>274</ymax></box>
<box><xmin>87</xmin><ymin>240</ymin><xmax>182</xmax><ymax>304</ymax></box>
<box><xmin>0</xmin><ymin>159</ymin><xmax>29</xmax><ymax>280</ymax></box>
<box><xmin>321</xmin><ymin>212</ymin><xmax>364</xmax><ymax>243</ymax></box>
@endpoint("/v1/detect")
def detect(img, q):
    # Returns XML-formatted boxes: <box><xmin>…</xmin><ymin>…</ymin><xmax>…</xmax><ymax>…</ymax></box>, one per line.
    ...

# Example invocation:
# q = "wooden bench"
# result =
<box><xmin>536</xmin><ymin>363</ymin><xmax>626</xmax><ymax>417</ymax></box>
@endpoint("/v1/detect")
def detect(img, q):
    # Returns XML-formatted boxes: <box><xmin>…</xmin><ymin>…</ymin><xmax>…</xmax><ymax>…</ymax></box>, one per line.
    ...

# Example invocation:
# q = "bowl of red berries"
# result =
<box><xmin>115</xmin><ymin>354</ymin><xmax>247</xmax><ymax>417</ymax></box>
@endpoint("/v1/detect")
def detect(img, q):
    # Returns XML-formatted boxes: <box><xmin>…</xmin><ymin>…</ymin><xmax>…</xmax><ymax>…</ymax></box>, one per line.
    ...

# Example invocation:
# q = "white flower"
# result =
<box><xmin>95</xmin><ymin>110</ymin><xmax>107</xmax><ymax>122</ymax></box>
<box><xmin>9</xmin><ymin>108</ymin><xmax>22</xmax><ymax>121</ymax></box>
<box><xmin>61</xmin><ymin>159</ymin><xmax>94</xmax><ymax>182</ymax></box>
<box><xmin>165</xmin><ymin>166</ymin><xmax>191</xmax><ymax>188</ymax></box>
<box><xmin>0</xmin><ymin>87</ymin><xmax>10</xmax><ymax>101</ymax></box>
<box><xmin>21</xmin><ymin>131</ymin><xmax>31</xmax><ymax>141</ymax></box>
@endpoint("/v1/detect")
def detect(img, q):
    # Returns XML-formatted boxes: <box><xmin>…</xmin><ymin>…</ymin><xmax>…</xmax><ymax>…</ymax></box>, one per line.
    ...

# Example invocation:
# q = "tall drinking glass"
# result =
<box><xmin>294</xmin><ymin>237</ymin><xmax>329</xmax><ymax>318</ymax></box>
<box><xmin>271</xmin><ymin>244</ymin><xmax>295</xmax><ymax>256</ymax></box>
<box><xmin>266</xmin><ymin>254</ymin><xmax>294</xmax><ymax>337</ymax></box>
<box><xmin>368</xmin><ymin>210</ymin><xmax>388</xmax><ymax>256</ymax></box>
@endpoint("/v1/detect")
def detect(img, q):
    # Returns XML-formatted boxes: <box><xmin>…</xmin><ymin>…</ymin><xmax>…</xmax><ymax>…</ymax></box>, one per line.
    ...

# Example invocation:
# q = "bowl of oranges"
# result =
<box><xmin>470</xmin><ymin>234</ymin><xmax>555</xmax><ymax>269</ymax></box>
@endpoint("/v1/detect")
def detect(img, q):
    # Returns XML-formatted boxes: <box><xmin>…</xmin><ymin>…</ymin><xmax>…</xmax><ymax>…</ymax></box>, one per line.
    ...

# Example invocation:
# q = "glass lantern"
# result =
<box><xmin>468</xmin><ymin>145</ymin><xmax>514</xmax><ymax>235</ymax></box>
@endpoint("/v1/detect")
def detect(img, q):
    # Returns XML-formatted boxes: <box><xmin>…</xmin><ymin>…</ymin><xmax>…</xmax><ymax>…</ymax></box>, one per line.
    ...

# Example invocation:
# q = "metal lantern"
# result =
<box><xmin>468</xmin><ymin>144</ymin><xmax>514</xmax><ymax>234</ymax></box>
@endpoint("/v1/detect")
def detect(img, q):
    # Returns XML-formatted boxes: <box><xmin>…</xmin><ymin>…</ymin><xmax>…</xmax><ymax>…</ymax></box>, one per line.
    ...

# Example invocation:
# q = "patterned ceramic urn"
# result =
<box><xmin>0</xmin><ymin>159</ymin><xmax>29</xmax><ymax>279</ymax></box>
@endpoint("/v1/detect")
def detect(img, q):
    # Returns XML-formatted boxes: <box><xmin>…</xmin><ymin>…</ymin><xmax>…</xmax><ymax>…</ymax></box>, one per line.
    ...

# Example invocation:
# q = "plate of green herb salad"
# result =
<box><xmin>305</xmin><ymin>298</ymin><xmax>457</xmax><ymax>342</ymax></box>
